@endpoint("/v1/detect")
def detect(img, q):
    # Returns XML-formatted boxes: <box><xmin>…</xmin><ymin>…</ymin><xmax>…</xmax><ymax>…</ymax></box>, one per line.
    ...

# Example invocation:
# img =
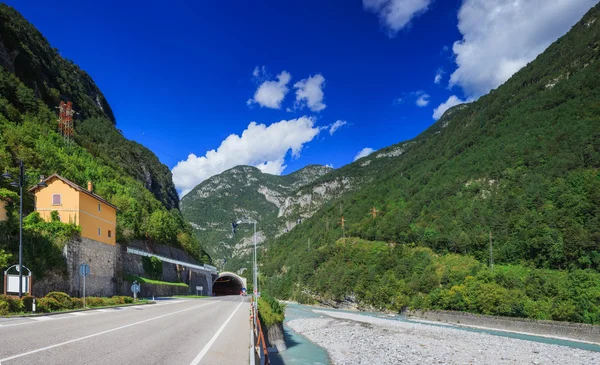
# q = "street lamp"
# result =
<box><xmin>2</xmin><ymin>161</ymin><xmax>46</xmax><ymax>298</ymax></box>
<box><xmin>232</xmin><ymin>218</ymin><xmax>258</xmax><ymax>302</ymax></box>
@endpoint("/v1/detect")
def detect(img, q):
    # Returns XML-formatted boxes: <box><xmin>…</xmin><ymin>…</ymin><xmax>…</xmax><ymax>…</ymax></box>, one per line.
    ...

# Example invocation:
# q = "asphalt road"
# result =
<box><xmin>0</xmin><ymin>296</ymin><xmax>249</xmax><ymax>365</ymax></box>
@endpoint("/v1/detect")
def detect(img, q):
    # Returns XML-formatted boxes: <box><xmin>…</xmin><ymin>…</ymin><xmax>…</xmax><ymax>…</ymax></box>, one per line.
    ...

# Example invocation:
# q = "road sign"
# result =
<box><xmin>131</xmin><ymin>281</ymin><xmax>141</xmax><ymax>301</ymax></box>
<box><xmin>79</xmin><ymin>263</ymin><xmax>90</xmax><ymax>308</ymax></box>
<box><xmin>196</xmin><ymin>285</ymin><xmax>203</xmax><ymax>296</ymax></box>
<box><xmin>79</xmin><ymin>263</ymin><xmax>90</xmax><ymax>277</ymax></box>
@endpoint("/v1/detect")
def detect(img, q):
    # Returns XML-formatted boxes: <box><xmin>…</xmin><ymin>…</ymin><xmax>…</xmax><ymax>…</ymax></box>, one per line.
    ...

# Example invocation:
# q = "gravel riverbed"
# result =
<box><xmin>286</xmin><ymin>310</ymin><xmax>600</xmax><ymax>365</ymax></box>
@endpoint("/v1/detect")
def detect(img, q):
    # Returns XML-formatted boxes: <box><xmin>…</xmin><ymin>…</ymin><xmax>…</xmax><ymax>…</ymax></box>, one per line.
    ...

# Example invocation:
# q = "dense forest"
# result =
<box><xmin>262</xmin><ymin>4</ymin><xmax>600</xmax><ymax>324</ymax></box>
<box><xmin>0</xmin><ymin>4</ymin><xmax>210</xmax><ymax>276</ymax></box>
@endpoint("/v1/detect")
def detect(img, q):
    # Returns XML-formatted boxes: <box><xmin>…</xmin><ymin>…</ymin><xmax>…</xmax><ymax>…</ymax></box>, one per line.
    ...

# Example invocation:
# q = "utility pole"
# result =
<box><xmin>2</xmin><ymin>162</ymin><xmax>47</xmax><ymax>297</ymax></box>
<box><xmin>489</xmin><ymin>230</ymin><xmax>494</xmax><ymax>271</ymax></box>
<box><xmin>339</xmin><ymin>216</ymin><xmax>346</xmax><ymax>239</ymax></box>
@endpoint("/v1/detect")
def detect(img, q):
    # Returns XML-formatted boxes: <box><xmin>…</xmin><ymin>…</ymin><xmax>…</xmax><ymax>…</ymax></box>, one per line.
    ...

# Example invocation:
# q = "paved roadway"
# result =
<box><xmin>0</xmin><ymin>296</ymin><xmax>249</xmax><ymax>365</ymax></box>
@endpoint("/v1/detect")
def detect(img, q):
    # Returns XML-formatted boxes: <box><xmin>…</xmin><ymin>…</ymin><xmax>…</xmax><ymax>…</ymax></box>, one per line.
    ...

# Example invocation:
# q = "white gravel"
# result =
<box><xmin>286</xmin><ymin>310</ymin><xmax>600</xmax><ymax>365</ymax></box>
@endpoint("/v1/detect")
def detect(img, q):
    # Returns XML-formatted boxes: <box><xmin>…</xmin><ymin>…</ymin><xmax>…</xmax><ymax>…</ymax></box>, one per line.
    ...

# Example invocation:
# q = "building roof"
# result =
<box><xmin>28</xmin><ymin>174</ymin><xmax>118</xmax><ymax>210</ymax></box>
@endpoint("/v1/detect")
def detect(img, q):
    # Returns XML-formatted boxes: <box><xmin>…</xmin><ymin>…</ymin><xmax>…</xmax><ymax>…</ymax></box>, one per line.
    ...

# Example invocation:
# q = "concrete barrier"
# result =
<box><xmin>404</xmin><ymin>309</ymin><xmax>600</xmax><ymax>344</ymax></box>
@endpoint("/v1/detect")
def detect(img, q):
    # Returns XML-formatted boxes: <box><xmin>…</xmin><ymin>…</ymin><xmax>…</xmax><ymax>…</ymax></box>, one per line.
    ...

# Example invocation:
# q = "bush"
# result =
<box><xmin>0</xmin><ymin>294</ymin><xmax>24</xmax><ymax>313</ymax></box>
<box><xmin>45</xmin><ymin>292</ymin><xmax>73</xmax><ymax>309</ymax></box>
<box><xmin>71</xmin><ymin>298</ymin><xmax>84</xmax><ymax>309</ymax></box>
<box><xmin>85</xmin><ymin>297</ymin><xmax>105</xmax><ymax>307</ymax></box>
<box><xmin>258</xmin><ymin>293</ymin><xmax>285</xmax><ymax>327</ymax></box>
<box><xmin>22</xmin><ymin>295</ymin><xmax>35</xmax><ymax>312</ymax></box>
<box><xmin>37</xmin><ymin>297</ymin><xmax>61</xmax><ymax>313</ymax></box>
<box><xmin>0</xmin><ymin>300</ymin><xmax>9</xmax><ymax>315</ymax></box>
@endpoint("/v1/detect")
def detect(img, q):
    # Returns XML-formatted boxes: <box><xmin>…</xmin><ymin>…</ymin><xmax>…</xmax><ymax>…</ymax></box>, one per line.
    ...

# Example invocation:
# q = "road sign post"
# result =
<box><xmin>131</xmin><ymin>281</ymin><xmax>140</xmax><ymax>301</ymax></box>
<box><xmin>79</xmin><ymin>263</ymin><xmax>90</xmax><ymax>308</ymax></box>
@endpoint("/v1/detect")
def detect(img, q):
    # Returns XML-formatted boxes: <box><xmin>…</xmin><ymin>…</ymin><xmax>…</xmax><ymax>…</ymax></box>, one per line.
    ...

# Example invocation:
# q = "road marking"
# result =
<box><xmin>189</xmin><ymin>299</ymin><xmax>245</xmax><ymax>365</ymax></box>
<box><xmin>0</xmin><ymin>301</ymin><xmax>217</xmax><ymax>363</ymax></box>
<box><xmin>69</xmin><ymin>312</ymin><xmax>88</xmax><ymax>316</ymax></box>
<box><xmin>30</xmin><ymin>317</ymin><xmax>54</xmax><ymax>321</ymax></box>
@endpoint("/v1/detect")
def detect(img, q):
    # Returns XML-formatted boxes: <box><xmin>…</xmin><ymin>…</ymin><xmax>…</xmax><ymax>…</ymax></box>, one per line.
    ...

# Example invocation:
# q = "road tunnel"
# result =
<box><xmin>212</xmin><ymin>272</ymin><xmax>246</xmax><ymax>296</ymax></box>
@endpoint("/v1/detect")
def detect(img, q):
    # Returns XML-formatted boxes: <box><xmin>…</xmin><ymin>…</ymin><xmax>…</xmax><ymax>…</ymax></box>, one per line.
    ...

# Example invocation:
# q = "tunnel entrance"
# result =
<box><xmin>212</xmin><ymin>273</ymin><xmax>245</xmax><ymax>296</ymax></box>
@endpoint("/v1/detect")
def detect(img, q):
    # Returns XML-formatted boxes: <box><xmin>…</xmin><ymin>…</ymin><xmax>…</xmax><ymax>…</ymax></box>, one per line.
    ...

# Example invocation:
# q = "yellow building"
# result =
<box><xmin>29</xmin><ymin>174</ymin><xmax>117</xmax><ymax>245</ymax></box>
<box><xmin>0</xmin><ymin>200</ymin><xmax>7</xmax><ymax>221</ymax></box>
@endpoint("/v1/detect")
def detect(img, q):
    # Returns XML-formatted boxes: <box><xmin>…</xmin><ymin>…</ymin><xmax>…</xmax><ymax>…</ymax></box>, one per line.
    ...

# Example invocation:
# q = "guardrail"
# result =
<box><xmin>126</xmin><ymin>247</ymin><xmax>218</xmax><ymax>274</ymax></box>
<box><xmin>250</xmin><ymin>298</ymin><xmax>270</xmax><ymax>365</ymax></box>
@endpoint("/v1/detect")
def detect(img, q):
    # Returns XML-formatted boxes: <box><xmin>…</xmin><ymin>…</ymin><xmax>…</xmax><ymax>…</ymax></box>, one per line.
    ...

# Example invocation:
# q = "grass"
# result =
<box><xmin>125</xmin><ymin>274</ymin><xmax>188</xmax><ymax>287</ymax></box>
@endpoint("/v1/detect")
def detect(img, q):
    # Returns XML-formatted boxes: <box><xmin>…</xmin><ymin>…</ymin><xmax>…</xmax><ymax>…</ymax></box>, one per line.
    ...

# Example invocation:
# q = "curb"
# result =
<box><xmin>2</xmin><ymin>301</ymin><xmax>155</xmax><ymax>319</ymax></box>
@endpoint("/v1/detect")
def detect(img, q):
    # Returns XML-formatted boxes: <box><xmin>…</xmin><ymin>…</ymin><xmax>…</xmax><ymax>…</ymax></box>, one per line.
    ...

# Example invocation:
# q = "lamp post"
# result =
<box><xmin>232</xmin><ymin>218</ymin><xmax>258</xmax><ymax>302</ymax></box>
<box><xmin>2</xmin><ymin>161</ymin><xmax>46</xmax><ymax>297</ymax></box>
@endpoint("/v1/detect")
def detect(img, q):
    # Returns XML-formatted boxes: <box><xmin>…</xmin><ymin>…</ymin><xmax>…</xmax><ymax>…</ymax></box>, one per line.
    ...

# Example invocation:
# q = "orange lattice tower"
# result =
<box><xmin>58</xmin><ymin>101</ymin><xmax>75</xmax><ymax>143</ymax></box>
<box><xmin>370</xmin><ymin>207</ymin><xmax>379</xmax><ymax>219</ymax></box>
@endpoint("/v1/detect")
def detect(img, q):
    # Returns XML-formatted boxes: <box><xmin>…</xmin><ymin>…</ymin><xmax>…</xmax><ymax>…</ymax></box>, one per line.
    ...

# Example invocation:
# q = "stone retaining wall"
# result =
<box><xmin>404</xmin><ymin>309</ymin><xmax>600</xmax><ymax>344</ymax></box>
<box><xmin>120</xmin><ymin>280</ymin><xmax>189</xmax><ymax>297</ymax></box>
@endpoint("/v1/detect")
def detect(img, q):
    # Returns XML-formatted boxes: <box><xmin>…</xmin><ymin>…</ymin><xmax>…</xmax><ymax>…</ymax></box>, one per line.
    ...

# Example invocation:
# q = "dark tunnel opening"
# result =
<box><xmin>212</xmin><ymin>275</ymin><xmax>244</xmax><ymax>296</ymax></box>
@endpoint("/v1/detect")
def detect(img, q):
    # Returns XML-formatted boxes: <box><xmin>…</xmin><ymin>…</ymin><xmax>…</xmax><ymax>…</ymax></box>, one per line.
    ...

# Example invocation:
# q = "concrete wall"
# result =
<box><xmin>121</xmin><ymin>241</ymin><xmax>214</xmax><ymax>297</ymax></box>
<box><xmin>64</xmin><ymin>237</ymin><xmax>120</xmax><ymax>297</ymax></box>
<box><xmin>31</xmin><ymin>238</ymin><xmax>214</xmax><ymax>298</ymax></box>
<box><xmin>405</xmin><ymin>309</ymin><xmax>600</xmax><ymax>344</ymax></box>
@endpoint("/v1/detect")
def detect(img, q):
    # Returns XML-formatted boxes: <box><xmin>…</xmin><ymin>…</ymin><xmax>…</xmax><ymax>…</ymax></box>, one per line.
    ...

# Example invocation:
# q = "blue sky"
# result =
<box><xmin>6</xmin><ymin>0</ymin><xmax>598</xmax><ymax>195</ymax></box>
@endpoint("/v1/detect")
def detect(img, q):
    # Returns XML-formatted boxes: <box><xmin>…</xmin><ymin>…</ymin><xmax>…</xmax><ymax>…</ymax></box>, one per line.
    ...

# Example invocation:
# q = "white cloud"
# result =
<box><xmin>434</xmin><ymin>68</ymin><xmax>444</xmax><ymax>84</ymax></box>
<box><xmin>363</xmin><ymin>0</ymin><xmax>432</xmax><ymax>36</ymax></box>
<box><xmin>354</xmin><ymin>147</ymin><xmax>375</xmax><ymax>161</ymax></box>
<box><xmin>328</xmin><ymin>120</ymin><xmax>347</xmax><ymax>135</ymax></box>
<box><xmin>325</xmin><ymin>164</ymin><xmax>334</xmax><ymax>169</ymax></box>
<box><xmin>172</xmin><ymin>117</ymin><xmax>321</xmax><ymax>196</ymax></box>
<box><xmin>294</xmin><ymin>74</ymin><xmax>326</xmax><ymax>112</ymax></box>
<box><xmin>247</xmin><ymin>70</ymin><xmax>291</xmax><ymax>109</ymax></box>
<box><xmin>416</xmin><ymin>93</ymin><xmax>430</xmax><ymax>107</ymax></box>
<box><xmin>450</xmin><ymin>0</ymin><xmax>597</xmax><ymax>98</ymax></box>
<box><xmin>432</xmin><ymin>95</ymin><xmax>467</xmax><ymax>120</ymax></box>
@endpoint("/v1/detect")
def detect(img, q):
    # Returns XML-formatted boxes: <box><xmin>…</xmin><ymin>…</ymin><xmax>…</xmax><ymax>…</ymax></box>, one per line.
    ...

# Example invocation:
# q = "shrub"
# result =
<box><xmin>0</xmin><ymin>294</ymin><xmax>24</xmax><ymax>313</ymax></box>
<box><xmin>37</xmin><ymin>297</ymin><xmax>61</xmax><ymax>313</ymax></box>
<box><xmin>0</xmin><ymin>300</ymin><xmax>9</xmax><ymax>315</ymax></box>
<box><xmin>85</xmin><ymin>297</ymin><xmax>105</xmax><ymax>307</ymax></box>
<box><xmin>71</xmin><ymin>298</ymin><xmax>84</xmax><ymax>309</ymax></box>
<box><xmin>22</xmin><ymin>295</ymin><xmax>35</xmax><ymax>312</ymax></box>
<box><xmin>45</xmin><ymin>292</ymin><xmax>73</xmax><ymax>309</ymax></box>
<box><xmin>258</xmin><ymin>293</ymin><xmax>285</xmax><ymax>327</ymax></box>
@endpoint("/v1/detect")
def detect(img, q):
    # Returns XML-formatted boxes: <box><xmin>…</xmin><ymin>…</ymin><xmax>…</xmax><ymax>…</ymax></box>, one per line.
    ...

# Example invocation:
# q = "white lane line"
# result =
<box><xmin>30</xmin><ymin>317</ymin><xmax>54</xmax><ymax>321</ymax></box>
<box><xmin>69</xmin><ymin>312</ymin><xmax>88</xmax><ymax>316</ymax></box>
<box><xmin>0</xmin><ymin>301</ymin><xmax>217</xmax><ymax>363</ymax></box>
<box><xmin>189</xmin><ymin>299</ymin><xmax>245</xmax><ymax>365</ymax></box>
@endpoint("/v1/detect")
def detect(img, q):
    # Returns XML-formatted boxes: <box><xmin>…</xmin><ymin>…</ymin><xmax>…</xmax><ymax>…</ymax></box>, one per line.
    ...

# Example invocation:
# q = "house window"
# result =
<box><xmin>52</xmin><ymin>194</ymin><xmax>61</xmax><ymax>205</ymax></box>
<box><xmin>98</xmin><ymin>228</ymin><xmax>101</xmax><ymax>236</ymax></box>
<box><xmin>108</xmin><ymin>230</ymin><xmax>112</xmax><ymax>238</ymax></box>
<box><xmin>98</xmin><ymin>203</ymin><xmax>101</xmax><ymax>212</ymax></box>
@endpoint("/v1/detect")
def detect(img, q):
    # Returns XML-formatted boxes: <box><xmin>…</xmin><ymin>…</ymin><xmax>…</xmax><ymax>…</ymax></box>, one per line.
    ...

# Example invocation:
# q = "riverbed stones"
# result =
<box><xmin>287</xmin><ymin>311</ymin><xmax>600</xmax><ymax>365</ymax></box>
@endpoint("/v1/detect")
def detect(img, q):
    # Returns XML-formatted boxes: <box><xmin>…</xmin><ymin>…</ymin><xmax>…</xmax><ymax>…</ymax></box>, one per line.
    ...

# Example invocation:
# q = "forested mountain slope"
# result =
<box><xmin>181</xmin><ymin>165</ymin><xmax>333</xmax><ymax>267</ymax></box>
<box><xmin>0</xmin><ymin>4</ymin><xmax>209</xmax><ymax>268</ymax></box>
<box><xmin>262</xmin><ymin>4</ymin><xmax>600</xmax><ymax>323</ymax></box>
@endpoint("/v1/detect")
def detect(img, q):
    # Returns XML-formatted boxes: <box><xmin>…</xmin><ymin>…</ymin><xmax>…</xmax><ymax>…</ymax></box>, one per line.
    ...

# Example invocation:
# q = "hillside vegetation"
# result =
<box><xmin>262</xmin><ymin>4</ymin><xmax>600</xmax><ymax>323</ymax></box>
<box><xmin>181</xmin><ymin>165</ymin><xmax>333</xmax><ymax>268</ymax></box>
<box><xmin>0</xmin><ymin>4</ymin><xmax>210</xmax><ymax>274</ymax></box>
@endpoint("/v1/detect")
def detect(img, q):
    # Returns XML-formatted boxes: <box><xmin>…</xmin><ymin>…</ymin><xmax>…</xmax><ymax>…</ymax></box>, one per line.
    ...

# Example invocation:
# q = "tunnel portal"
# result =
<box><xmin>212</xmin><ymin>272</ymin><xmax>246</xmax><ymax>296</ymax></box>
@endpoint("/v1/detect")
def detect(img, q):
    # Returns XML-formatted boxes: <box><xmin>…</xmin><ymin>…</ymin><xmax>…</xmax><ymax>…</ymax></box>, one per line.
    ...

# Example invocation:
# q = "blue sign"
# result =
<box><xmin>79</xmin><ymin>263</ymin><xmax>90</xmax><ymax>277</ymax></box>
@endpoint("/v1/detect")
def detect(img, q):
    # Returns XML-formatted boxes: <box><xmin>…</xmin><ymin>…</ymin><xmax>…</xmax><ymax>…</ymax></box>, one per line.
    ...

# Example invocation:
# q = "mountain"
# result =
<box><xmin>256</xmin><ymin>4</ymin><xmax>600</xmax><ymax>321</ymax></box>
<box><xmin>0</xmin><ymin>4</ymin><xmax>178</xmax><ymax>210</ymax></box>
<box><xmin>181</xmin><ymin>164</ymin><xmax>335</xmax><ymax>267</ymax></box>
<box><xmin>0</xmin><ymin>4</ymin><xmax>208</xmax><ymax>265</ymax></box>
